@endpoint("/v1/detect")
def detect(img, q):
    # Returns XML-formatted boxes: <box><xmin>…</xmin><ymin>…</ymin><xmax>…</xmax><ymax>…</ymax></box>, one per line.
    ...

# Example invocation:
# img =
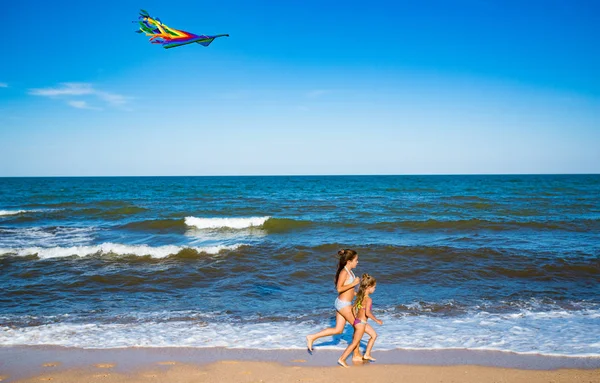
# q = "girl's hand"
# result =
<box><xmin>376</xmin><ymin>319</ymin><xmax>383</xmax><ymax>325</ymax></box>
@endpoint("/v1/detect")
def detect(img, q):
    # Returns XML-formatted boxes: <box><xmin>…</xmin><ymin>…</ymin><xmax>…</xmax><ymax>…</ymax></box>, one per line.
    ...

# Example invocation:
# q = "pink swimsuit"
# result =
<box><xmin>353</xmin><ymin>302</ymin><xmax>372</xmax><ymax>326</ymax></box>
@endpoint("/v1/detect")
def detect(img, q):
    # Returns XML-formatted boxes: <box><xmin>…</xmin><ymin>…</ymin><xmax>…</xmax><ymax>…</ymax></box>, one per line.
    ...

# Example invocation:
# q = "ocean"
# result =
<box><xmin>0</xmin><ymin>175</ymin><xmax>598</xmax><ymax>356</ymax></box>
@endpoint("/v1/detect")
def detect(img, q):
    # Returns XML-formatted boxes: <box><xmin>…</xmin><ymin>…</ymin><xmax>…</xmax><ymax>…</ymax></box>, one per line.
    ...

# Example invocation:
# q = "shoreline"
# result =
<box><xmin>1</xmin><ymin>346</ymin><xmax>599</xmax><ymax>382</ymax></box>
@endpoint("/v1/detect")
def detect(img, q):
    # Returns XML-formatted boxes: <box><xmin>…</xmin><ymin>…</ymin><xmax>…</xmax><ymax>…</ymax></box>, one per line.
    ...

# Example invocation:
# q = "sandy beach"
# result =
<box><xmin>7</xmin><ymin>361</ymin><xmax>600</xmax><ymax>383</ymax></box>
<box><xmin>1</xmin><ymin>347</ymin><xmax>599</xmax><ymax>383</ymax></box>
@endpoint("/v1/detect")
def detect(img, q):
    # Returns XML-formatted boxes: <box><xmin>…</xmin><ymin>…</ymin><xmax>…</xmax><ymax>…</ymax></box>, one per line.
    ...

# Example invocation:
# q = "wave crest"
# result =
<box><xmin>0</xmin><ymin>243</ymin><xmax>243</xmax><ymax>259</ymax></box>
<box><xmin>0</xmin><ymin>210</ymin><xmax>37</xmax><ymax>216</ymax></box>
<box><xmin>184</xmin><ymin>216</ymin><xmax>270</xmax><ymax>230</ymax></box>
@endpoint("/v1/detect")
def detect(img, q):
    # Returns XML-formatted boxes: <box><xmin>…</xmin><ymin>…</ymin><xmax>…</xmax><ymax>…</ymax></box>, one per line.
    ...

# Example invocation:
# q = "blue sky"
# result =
<box><xmin>1</xmin><ymin>0</ymin><xmax>598</xmax><ymax>176</ymax></box>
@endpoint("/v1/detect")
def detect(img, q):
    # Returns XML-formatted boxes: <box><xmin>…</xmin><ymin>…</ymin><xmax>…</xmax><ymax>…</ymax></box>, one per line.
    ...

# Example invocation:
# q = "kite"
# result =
<box><xmin>134</xmin><ymin>9</ymin><xmax>229</xmax><ymax>49</ymax></box>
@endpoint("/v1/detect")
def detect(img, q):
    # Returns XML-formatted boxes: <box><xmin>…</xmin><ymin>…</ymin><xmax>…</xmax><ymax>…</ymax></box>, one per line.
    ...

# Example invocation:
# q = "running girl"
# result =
<box><xmin>337</xmin><ymin>274</ymin><xmax>383</xmax><ymax>367</ymax></box>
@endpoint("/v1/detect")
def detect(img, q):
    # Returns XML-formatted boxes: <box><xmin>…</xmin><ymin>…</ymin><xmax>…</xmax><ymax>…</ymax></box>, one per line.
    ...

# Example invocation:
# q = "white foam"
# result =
<box><xmin>1</xmin><ymin>308</ymin><xmax>599</xmax><ymax>356</ymax></box>
<box><xmin>0</xmin><ymin>243</ymin><xmax>244</xmax><ymax>259</ymax></box>
<box><xmin>0</xmin><ymin>226</ymin><xmax>95</xmax><ymax>248</ymax></box>
<box><xmin>0</xmin><ymin>210</ymin><xmax>28</xmax><ymax>216</ymax></box>
<box><xmin>185</xmin><ymin>216</ymin><xmax>270</xmax><ymax>230</ymax></box>
<box><xmin>0</xmin><ymin>209</ymin><xmax>54</xmax><ymax>216</ymax></box>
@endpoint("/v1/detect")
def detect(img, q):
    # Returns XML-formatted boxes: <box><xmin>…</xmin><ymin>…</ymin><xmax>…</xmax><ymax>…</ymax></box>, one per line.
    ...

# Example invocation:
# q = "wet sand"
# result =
<box><xmin>1</xmin><ymin>346</ymin><xmax>599</xmax><ymax>383</ymax></box>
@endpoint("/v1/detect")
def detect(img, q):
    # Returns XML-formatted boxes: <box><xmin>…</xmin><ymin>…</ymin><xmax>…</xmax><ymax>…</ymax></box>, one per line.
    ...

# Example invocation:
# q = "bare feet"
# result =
<box><xmin>306</xmin><ymin>336</ymin><xmax>314</xmax><ymax>352</ymax></box>
<box><xmin>363</xmin><ymin>355</ymin><xmax>376</xmax><ymax>361</ymax></box>
<box><xmin>337</xmin><ymin>359</ymin><xmax>349</xmax><ymax>368</ymax></box>
<box><xmin>352</xmin><ymin>355</ymin><xmax>364</xmax><ymax>362</ymax></box>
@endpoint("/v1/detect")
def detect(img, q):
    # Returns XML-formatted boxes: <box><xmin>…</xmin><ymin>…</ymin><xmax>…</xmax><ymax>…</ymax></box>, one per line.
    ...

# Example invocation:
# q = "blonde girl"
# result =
<box><xmin>337</xmin><ymin>274</ymin><xmax>383</xmax><ymax>367</ymax></box>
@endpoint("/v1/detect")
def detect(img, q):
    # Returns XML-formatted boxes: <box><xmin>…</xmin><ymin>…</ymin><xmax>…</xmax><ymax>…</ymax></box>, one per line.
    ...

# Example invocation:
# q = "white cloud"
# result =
<box><xmin>0</xmin><ymin>82</ymin><xmax>8</xmax><ymax>88</ymax></box>
<box><xmin>28</xmin><ymin>82</ymin><xmax>129</xmax><ymax>109</ymax></box>
<box><xmin>67</xmin><ymin>100</ymin><xmax>101</xmax><ymax>110</ymax></box>
<box><xmin>29</xmin><ymin>83</ymin><xmax>94</xmax><ymax>96</ymax></box>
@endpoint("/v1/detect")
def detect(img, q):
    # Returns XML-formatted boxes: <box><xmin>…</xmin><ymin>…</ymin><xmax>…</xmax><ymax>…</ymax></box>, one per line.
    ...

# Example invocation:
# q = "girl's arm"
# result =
<box><xmin>365</xmin><ymin>297</ymin><xmax>383</xmax><ymax>325</ymax></box>
<box><xmin>336</xmin><ymin>269</ymin><xmax>360</xmax><ymax>294</ymax></box>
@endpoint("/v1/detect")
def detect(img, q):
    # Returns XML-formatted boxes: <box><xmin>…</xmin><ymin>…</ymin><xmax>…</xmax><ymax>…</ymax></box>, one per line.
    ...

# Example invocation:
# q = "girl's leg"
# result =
<box><xmin>337</xmin><ymin>324</ymin><xmax>366</xmax><ymax>367</ymax></box>
<box><xmin>336</xmin><ymin>306</ymin><xmax>363</xmax><ymax>359</ymax></box>
<box><xmin>306</xmin><ymin>311</ymin><xmax>345</xmax><ymax>351</ymax></box>
<box><xmin>362</xmin><ymin>324</ymin><xmax>378</xmax><ymax>361</ymax></box>
<box><xmin>307</xmin><ymin>307</ymin><xmax>361</xmax><ymax>358</ymax></box>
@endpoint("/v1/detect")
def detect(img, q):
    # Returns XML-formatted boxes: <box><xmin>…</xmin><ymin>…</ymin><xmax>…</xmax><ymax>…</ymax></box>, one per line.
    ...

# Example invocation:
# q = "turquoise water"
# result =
<box><xmin>1</xmin><ymin>175</ymin><xmax>599</xmax><ymax>355</ymax></box>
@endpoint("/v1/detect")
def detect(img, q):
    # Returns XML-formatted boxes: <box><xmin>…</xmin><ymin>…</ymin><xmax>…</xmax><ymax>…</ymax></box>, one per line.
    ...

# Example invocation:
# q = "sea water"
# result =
<box><xmin>0</xmin><ymin>175</ymin><xmax>598</xmax><ymax>356</ymax></box>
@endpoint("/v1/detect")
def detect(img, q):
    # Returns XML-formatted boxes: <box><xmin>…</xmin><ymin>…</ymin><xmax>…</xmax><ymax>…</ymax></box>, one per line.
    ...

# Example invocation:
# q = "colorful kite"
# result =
<box><xmin>135</xmin><ymin>9</ymin><xmax>229</xmax><ymax>49</ymax></box>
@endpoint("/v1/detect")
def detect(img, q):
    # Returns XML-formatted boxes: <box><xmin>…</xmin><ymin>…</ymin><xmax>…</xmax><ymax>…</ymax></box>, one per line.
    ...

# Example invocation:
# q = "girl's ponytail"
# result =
<box><xmin>334</xmin><ymin>249</ymin><xmax>358</xmax><ymax>285</ymax></box>
<box><xmin>354</xmin><ymin>274</ymin><xmax>376</xmax><ymax>314</ymax></box>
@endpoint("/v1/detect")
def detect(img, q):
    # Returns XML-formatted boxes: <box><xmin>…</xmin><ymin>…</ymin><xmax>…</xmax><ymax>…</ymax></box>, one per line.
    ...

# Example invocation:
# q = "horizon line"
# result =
<box><xmin>1</xmin><ymin>173</ymin><xmax>599</xmax><ymax>178</ymax></box>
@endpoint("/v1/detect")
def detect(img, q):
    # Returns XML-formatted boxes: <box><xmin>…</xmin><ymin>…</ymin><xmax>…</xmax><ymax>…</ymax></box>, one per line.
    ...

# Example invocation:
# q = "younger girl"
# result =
<box><xmin>337</xmin><ymin>274</ymin><xmax>383</xmax><ymax>367</ymax></box>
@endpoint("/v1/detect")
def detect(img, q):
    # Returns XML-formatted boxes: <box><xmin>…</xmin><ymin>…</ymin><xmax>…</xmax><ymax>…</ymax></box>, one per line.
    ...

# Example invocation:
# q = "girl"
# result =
<box><xmin>337</xmin><ymin>274</ymin><xmax>383</xmax><ymax>367</ymax></box>
<box><xmin>306</xmin><ymin>249</ymin><xmax>362</xmax><ymax>360</ymax></box>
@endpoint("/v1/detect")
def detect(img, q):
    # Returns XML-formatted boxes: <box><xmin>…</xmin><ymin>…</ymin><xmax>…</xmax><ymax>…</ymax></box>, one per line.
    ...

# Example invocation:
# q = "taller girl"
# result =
<box><xmin>306</xmin><ymin>249</ymin><xmax>362</xmax><ymax>360</ymax></box>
